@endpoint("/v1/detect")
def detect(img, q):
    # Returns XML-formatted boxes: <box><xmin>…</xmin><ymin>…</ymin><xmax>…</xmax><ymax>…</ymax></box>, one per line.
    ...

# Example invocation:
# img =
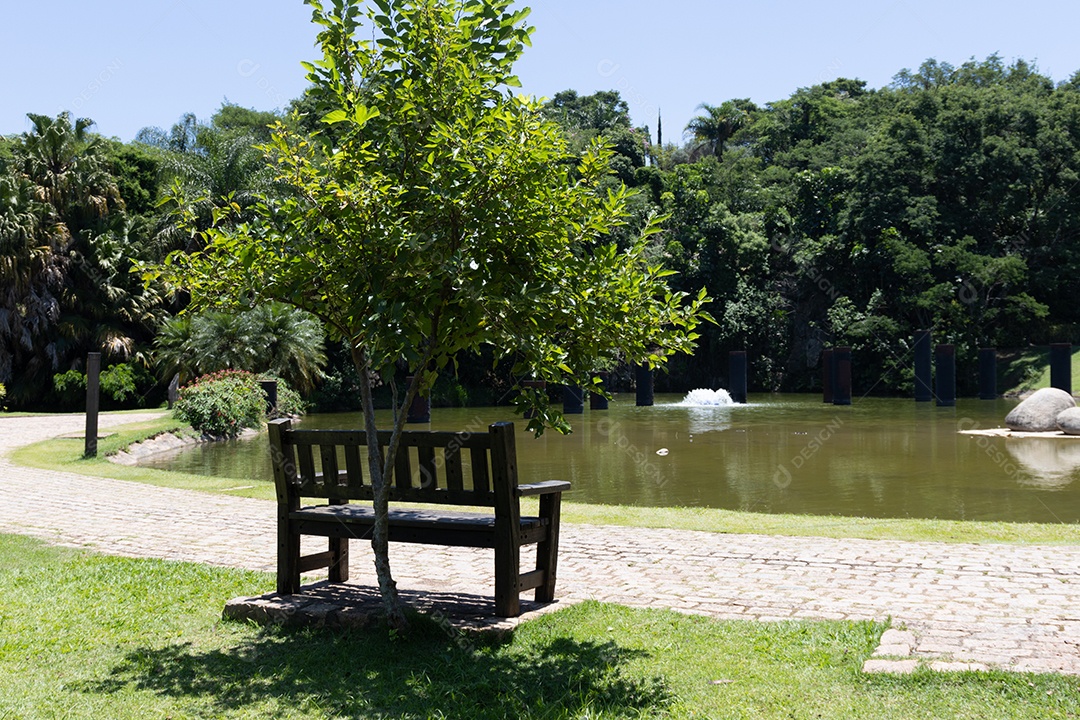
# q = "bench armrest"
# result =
<box><xmin>516</xmin><ymin>480</ymin><xmax>571</xmax><ymax>497</ymax></box>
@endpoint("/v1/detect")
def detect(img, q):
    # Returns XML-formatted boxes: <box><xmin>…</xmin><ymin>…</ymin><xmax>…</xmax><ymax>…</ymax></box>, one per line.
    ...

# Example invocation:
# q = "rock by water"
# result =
<box><xmin>1057</xmin><ymin>407</ymin><xmax>1080</xmax><ymax>436</ymax></box>
<box><xmin>1004</xmin><ymin>388</ymin><xmax>1076</xmax><ymax>432</ymax></box>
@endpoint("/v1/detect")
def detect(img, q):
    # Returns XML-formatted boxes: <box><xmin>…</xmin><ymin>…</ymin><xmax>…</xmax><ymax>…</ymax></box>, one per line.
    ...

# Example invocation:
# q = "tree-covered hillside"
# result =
<box><xmin>2</xmin><ymin>54</ymin><xmax>1079</xmax><ymax>408</ymax></box>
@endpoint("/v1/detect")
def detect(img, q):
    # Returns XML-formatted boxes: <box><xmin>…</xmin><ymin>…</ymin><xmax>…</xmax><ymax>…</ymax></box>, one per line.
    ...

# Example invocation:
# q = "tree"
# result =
<box><xmin>154</xmin><ymin>0</ymin><xmax>709</xmax><ymax>627</ymax></box>
<box><xmin>685</xmin><ymin>101</ymin><xmax>749</xmax><ymax>160</ymax></box>
<box><xmin>1</xmin><ymin>113</ymin><xmax>163</xmax><ymax>403</ymax></box>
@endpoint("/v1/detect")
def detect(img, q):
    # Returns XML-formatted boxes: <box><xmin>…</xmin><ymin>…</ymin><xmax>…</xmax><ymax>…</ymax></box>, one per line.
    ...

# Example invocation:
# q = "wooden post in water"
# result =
<box><xmin>589</xmin><ymin>372</ymin><xmax>609</xmax><ymax>410</ymax></box>
<box><xmin>635</xmin><ymin>363</ymin><xmax>654</xmax><ymax>407</ymax></box>
<box><xmin>562</xmin><ymin>385</ymin><xmax>584</xmax><ymax>414</ymax></box>
<box><xmin>522</xmin><ymin>379</ymin><xmax>546</xmax><ymax>419</ymax></box>
<box><xmin>1050</xmin><ymin>343</ymin><xmax>1072</xmax><ymax>395</ymax></box>
<box><xmin>405</xmin><ymin>376</ymin><xmax>431</xmax><ymax>423</ymax></box>
<box><xmin>914</xmin><ymin>329</ymin><xmax>933</xmax><ymax>402</ymax></box>
<box><xmin>728</xmin><ymin>351</ymin><xmax>748</xmax><ymax>404</ymax></box>
<box><xmin>832</xmin><ymin>347</ymin><xmax>852</xmax><ymax>406</ymax></box>
<box><xmin>978</xmin><ymin>348</ymin><xmax>997</xmax><ymax>400</ymax></box>
<box><xmin>84</xmin><ymin>352</ymin><xmax>101</xmax><ymax>458</ymax></box>
<box><xmin>260</xmin><ymin>379</ymin><xmax>278</xmax><ymax>417</ymax></box>
<box><xmin>822</xmin><ymin>348</ymin><xmax>834</xmax><ymax>403</ymax></box>
<box><xmin>935</xmin><ymin>344</ymin><xmax>956</xmax><ymax>407</ymax></box>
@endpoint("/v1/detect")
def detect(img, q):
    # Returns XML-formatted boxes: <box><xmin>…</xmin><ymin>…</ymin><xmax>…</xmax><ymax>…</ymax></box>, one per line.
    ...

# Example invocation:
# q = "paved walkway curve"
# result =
<box><xmin>2</xmin><ymin>413</ymin><xmax>1079</xmax><ymax>675</ymax></box>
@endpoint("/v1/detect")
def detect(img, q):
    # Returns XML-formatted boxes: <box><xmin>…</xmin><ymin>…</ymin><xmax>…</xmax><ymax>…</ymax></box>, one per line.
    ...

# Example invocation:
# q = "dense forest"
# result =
<box><xmin>2</xmin><ymin>55</ymin><xmax>1079</xmax><ymax>410</ymax></box>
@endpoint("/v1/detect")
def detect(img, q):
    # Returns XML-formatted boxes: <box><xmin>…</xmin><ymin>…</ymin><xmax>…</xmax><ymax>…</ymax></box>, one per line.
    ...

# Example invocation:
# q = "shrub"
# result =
<box><xmin>0</xmin><ymin>382</ymin><xmax>6</xmax><ymax>408</ymax></box>
<box><xmin>174</xmin><ymin>370</ymin><xmax>266</xmax><ymax>438</ymax></box>
<box><xmin>51</xmin><ymin>363</ymin><xmax>152</xmax><ymax>409</ymax></box>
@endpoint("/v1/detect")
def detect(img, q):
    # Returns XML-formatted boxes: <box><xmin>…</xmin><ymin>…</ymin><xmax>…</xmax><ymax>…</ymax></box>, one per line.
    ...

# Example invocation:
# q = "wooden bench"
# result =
<box><xmin>267</xmin><ymin>418</ymin><xmax>570</xmax><ymax>617</ymax></box>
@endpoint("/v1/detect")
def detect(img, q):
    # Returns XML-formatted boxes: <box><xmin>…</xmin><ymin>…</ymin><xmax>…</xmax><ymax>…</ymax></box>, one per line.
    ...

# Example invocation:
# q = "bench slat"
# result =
<box><xmin>297</xmin><ymin>443</ymin><xmax>318</xmax><ymax>494</ymax></box>
<box><xmin>444</xmin><ymin>445</ymin><xmax>464</xmax><ymax>492</ymax></box>
<box><xmin>343</xmin><ymin>444</ymin><xmax>364</xmax><ymax>488</ymax></box>
<box><xmin>417</xmin><ymin>445</ymin><xmax>437</xmax><ymax>491</ymax></box>
<box><xmin>469</xmin><ymin>446</ymin><xmax>490</xmax><ymax>494</ymax></box>
<box><xmin>320</xmin><ymin>444</ymin><xmax>340</xmax><ymax>488</ymax></box>
<box><xmin>394</xmin><ymin>445</ymin><xmax>412</xmax><ymax>492</ymax></box>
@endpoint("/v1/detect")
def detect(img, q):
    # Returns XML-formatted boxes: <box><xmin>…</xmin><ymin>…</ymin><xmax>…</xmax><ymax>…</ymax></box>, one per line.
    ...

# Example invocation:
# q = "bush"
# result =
<box><xmin>51</xmin><ymin>363</ymin><xmax>153</xmax><ymax>410</ymax></box>
<box><xmin>0</xmin><ymin>382</ymin><xmax>6</xmax><ymax>408</ymax></box>
<box><xmin>174</xmin><ymin>370</ymin><xmax>266</xmax><ymax>438</ymax></box>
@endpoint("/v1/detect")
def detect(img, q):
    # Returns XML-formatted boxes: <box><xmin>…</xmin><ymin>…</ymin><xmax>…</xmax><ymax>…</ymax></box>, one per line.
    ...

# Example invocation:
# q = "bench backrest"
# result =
<box><xmin>267</xmin><ymin>418</ymin><xmax>519</xmax><ymax>507</ymax></box>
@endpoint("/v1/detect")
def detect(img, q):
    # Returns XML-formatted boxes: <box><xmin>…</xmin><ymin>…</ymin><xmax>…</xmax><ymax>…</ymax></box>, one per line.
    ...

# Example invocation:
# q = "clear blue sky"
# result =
<box><xmin>4</xmin><ymin>1</ymin><xmax>1080</xmax><ymax>143</ymax></box>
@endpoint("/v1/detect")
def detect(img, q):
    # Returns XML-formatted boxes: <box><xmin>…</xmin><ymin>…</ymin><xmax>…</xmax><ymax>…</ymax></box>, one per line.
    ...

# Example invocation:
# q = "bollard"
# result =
<box><xmin>914</xmin><ymin>329</ymin><xmax>933</xmax><ymax>402</ymax></box>
<box><xmin>728</xmin><ymin>351</ymin><xmax>748</xmax><ymax>404</ymax></box>
<box><xmin>260</xmin><ymin>380</ymin><xmax>279</xmax><ymax>417</ymax></box>
<box><xmin>635</xmin><ymin>364</ymin><xmax>654</xmax><ymax>407</ymax></box>
<box><xmin>978</xmin><ymin>348</ymin><xmax>997</xmax><ymax>400</ymax></box>
<box><xmin>562</xmin><ymin>385</ymin><xmax>584</xmax><ymax>414</ymax></box>
<box><xmin>1050</xmin><ymin>343</ymin><xmax>1072</xmax><ymax>395</ymax></box>
<box><xmin>84</xmin><ymin>352</ymin><xmax>101</xmax><ymax>458</ymax></box>
<box><xmin>935</xmin><ymin>344</ymin><xmax>956</xmax><ymax>407</ymax></box>
<box><xmin>832</xmin><ymin>347</ymin><xmax>852</xmax><ymax>406</ymax></box>
<box><xmin>405</xmin><ymin>377</ymin><xmax>431</xmax><ymax>423</ymax></box>
<box><xmin>822</xmin><ymin>348</ymin><xmax>834</xmax><ymax>403</ymax></box>
<box><xmin>589</xmin><ymin>372</ymin><xmax>609</xmax><ymax>410</ymax></box>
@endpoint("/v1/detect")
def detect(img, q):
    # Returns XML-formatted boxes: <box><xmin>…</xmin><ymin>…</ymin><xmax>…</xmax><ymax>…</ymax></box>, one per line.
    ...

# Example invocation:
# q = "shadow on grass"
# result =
<box><xmin>81</xmin><ymin>615</ymin><xmax>671</xmax><ymax>718</ymax></box>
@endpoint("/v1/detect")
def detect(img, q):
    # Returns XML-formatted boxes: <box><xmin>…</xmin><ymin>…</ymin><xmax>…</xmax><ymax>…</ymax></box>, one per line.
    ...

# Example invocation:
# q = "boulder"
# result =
<box><xmin>1057</xmin><ymin>407</ymin><xmax>1080</xmax><ymax>435</ymax></box>
<box><xmin>1004</xmin><ymin>387</ymin><xmax>1076</xmax><ymax>432</ymax></box>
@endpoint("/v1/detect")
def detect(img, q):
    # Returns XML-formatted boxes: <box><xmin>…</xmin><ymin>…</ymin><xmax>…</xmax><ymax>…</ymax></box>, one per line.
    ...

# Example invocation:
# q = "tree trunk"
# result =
<box><xmin>351</xmin><ymin>345</ymin><xmax>408</xmax><ymax>629</ymax></box>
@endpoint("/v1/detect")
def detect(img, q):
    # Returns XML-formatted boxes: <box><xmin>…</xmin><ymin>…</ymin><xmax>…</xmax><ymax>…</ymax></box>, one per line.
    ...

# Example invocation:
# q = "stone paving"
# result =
<box><xmin>2</xmin><ymin>413</ymin><xmax>1079</xmax><ymax>675</ymax></box>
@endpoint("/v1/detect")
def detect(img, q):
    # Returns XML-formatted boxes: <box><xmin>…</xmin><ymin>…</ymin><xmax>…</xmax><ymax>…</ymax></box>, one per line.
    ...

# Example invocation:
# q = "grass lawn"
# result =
<box><xmin>1</xmin><ymin>533</ymin><xmax>1078</xmax><ymax>719</ymax></box>
<box><xmin>9</xmin><ymin>415</ymin><xmax>1080</xmax><ymax>545</ymax></box>
<box><xmin>1000</xmin><ymin>346</ymin><xmax>1080</xmax><ymax>396</ymax></box>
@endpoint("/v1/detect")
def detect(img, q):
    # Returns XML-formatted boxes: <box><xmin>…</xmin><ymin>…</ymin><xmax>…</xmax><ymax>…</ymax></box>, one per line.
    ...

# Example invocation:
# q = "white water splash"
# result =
<box><xmin>678</xmin><ymin>388</ymin><xmax>736</xmax><ymax>406</ymax></box>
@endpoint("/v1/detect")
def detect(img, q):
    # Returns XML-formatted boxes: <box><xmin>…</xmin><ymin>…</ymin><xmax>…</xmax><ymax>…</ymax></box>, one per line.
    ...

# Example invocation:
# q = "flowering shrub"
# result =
<box><xmin>174</xmin><ymin>370</ymin><xmax>266</xmax><ymax>438</ymax></box>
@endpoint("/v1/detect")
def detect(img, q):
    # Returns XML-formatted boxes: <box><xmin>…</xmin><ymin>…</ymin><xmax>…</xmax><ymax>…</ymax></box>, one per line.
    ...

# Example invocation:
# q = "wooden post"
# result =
<box><xmin>562</xmin><ymin>385</ymin><xmax>584</xmax><ymax>414</ymax></box>
<box><xmin>822</xmin><ymin>348</ymin><xmax>834</xmax><ymax>404</ymax></box>
<box><xmin>589</xmin><ymin>371</ymin><xmax>609</xmax><ymax>410</ymax></box>
<box><xmin>914</xmin><ymin>329</ymin><xmax>933</xmax><ymax>402</ymax></box>
<box><xmin>936</xmin><ymin>344</ymin><xmax>956</xmax><ymax>407</ymax></box>
<box><xmin>978</xmin><ymin>348</ymin><xmax>997</xmax><ymax>400</ymax></box>
<box><xmin>405</xmin><ymin>376</ymin><xmax>431</xmax><ymax>423</ymax></box>
<box><xmin>832</xmin><ymin>347</ymin><xmax>852</xmax><ymax>406</ymax></box>
<box><xmin>259</xmin><ymin>379</ymin><xmax>278</xmax><ymax>416</ymax></box>
<box><xmin>522</xmin><ymin>380</ymin><xmax>546</xmax><ymax>419</ymax></box>
<box><xmin>635</xmin><ymin>363</ymin><xmax>654</xmax><ymax>407</ymax></box>
<box><xmin>1050</xmin><ymin>343</ymin><xmax>1072</xmax><ymax>395</ymax></box>
<box><xmin>728</xmin><ymin>351</ymin><xmax>748</xmax><ymax>404</ymax></box>
<box><xmin>84</xmin><ymin>352</ymin><xmax>101</xmax><ymax>458</ymax></box>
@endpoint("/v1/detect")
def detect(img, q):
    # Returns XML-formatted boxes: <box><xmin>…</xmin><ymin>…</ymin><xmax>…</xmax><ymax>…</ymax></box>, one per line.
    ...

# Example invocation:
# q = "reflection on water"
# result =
<box><xmin>1006</xmin><ymin>439</ymin><xmax>1080</xmax><ymax>488</ymax></box>
<box><xmin>139</xmin><ymin>394</ymin><xmax>1080</xmax><ymax>524</ymax></box>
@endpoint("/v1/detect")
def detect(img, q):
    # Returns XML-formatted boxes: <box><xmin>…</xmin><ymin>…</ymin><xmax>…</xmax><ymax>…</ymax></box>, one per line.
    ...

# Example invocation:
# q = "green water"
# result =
<box><xmin>141</xmin><ymin>394</ymin><xmax>1080</xmax><ymax>523</ymax></box>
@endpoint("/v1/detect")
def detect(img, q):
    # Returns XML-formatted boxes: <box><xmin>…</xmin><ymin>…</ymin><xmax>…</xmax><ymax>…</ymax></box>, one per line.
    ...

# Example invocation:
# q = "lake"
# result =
<box><xmin>140</xmin><ymin>393</ymin><xmax>1080</xmax><ymax>523</ymax></box>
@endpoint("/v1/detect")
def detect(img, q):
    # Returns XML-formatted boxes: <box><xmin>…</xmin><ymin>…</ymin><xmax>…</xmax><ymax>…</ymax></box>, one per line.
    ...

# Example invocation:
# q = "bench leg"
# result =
<box><xmin>534</xmin><ymin>492</ymin><xmax>562</xmax><ymax>603</ymax></box>
<box><xmin>277</xmin><ymin>517</ymin><xmax>301</xmax><ymax>595</ymax></box>
<box><xmin>494</xmin><ymin>535</ymin><xmax>521</xmax><ymax>618</ymax></box>
<box><xmin>328</xmin><ymin>536</ymin><xmax>350</xmax><ymax>583</ymax></box>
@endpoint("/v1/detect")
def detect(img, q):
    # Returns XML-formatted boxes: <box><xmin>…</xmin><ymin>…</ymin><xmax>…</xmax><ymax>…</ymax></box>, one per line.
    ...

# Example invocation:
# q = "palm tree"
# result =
<box><xmin>154</xmin><ymin>303</ymin><xmax>326</xmax><ymax>393</ymax></box>
<box><xmin>684</xmin><ymin>101</ymin><xmax>749</xmax><ymax>161</ymax></box>
<box><xmin>1</xmin><ymin>113</ymin><xmax>163</xmax><ymax>402</ymax></box>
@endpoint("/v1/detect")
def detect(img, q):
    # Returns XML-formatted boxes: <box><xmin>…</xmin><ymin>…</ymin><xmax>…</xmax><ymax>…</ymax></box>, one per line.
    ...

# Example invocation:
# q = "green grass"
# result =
<box><xmin>1</xmin><ymin>534</ymin><xmax>1078</xmax><ymax>719</ymax></box>
<box><xmin>9</xmin><ymin>417</ymin><xmax>1080</xmax><ymax>544</ymax></box>
<box><xmin>1000</xmin><ymin>346</ymin><xmax>1080</xmax><ymax>396</ymax></box>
